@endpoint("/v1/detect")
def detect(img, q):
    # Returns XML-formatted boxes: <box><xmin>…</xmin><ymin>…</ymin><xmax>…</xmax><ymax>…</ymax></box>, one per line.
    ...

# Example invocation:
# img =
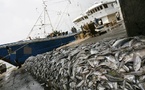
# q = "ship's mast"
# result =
<box><xmin>43</xmin><ymin>0</ymin><xmax>46</xmax><ymax>34</ymax></box>
<box><xmin>27</xmin><ymin>0</ymin><xmax>54</xmax><ymax>39</ymax></box>
<box><xmin>42</xmin><ymin>0</ymin><xmax>54</xmax><ymax>32</ymax></box>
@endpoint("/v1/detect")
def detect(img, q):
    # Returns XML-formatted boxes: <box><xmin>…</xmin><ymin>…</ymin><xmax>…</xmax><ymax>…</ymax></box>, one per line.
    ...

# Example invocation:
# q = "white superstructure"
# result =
<box><xmin>73</xmin><ymin>0</ymin><xmax>120</xmax><ymax>31</ymax></box>
<box><xmin>86</xmin><ymin>1</ymin><xmax>119</xmax><ymax>24</ymax></box>
<box><xmin>73</xmin><ymin>14</ymin><xmax>89</xmax><ymax>30</ymax></box>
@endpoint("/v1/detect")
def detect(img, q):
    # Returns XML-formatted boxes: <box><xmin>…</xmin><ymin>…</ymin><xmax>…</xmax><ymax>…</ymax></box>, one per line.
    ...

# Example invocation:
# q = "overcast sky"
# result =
<box><xmin>0</xmin><ymin>0</ymin><xmax>113</xmax><ymax>44</ymax></box>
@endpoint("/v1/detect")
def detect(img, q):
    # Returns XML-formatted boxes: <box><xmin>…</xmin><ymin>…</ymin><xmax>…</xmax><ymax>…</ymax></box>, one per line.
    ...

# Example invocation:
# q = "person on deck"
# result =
<box><xmin>6</xmin><ymin>46</ymin><xmax>12</xmax><ymax>55</ymax></box>
<box><xmin>6</xmin><ymin>46</ymin><xmax>22</xmax><ymax>68</ymax></box>
<box><xmin>88</xmin><ymin>21</ymin><xmax>97</xmax><ymax>37</ymax></box>
<box><xmin>71</xmin><ymin>26</ymin><xmax>77</xmax><ymax>33</ymax></box>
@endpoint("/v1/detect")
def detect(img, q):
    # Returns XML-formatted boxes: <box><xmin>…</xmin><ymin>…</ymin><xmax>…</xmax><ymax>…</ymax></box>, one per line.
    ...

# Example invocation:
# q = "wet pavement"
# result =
<box><xmin>0</xmin><ymin>23</ymin><xmax>127</xmax><ymax>90</ymax></box>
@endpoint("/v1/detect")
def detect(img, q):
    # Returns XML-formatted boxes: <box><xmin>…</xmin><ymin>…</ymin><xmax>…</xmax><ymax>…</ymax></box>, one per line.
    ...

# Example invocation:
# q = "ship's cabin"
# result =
<box><xmin>73</xmin><ymin>14</ymin><xmax>89</xmax><ymax>31</ymax></box>
<box><xmin>85</xmin><ymin>1</ymin><xmax>119</xmax><ymax>27</ymax></box>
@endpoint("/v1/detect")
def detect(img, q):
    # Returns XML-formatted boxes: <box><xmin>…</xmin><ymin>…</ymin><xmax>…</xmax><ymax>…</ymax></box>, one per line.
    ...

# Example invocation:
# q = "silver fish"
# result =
<box><xmin>124</xmin><ymin>75</ymin><xmax>135</xmax><ymax>82</ymax></box>
<box><xmin>90</xmin><ymin>48</ymin><xmax>98</xmax><ymax>54</ymax></box>
<box><xmin>24</xmin><ymin>36</ymin><xmax>145</xmax><ymax>89</ymax></box>
<box><xmin>76</xmin><ymin>80</ymin><xmax>84</xmax><ymax>88</ymax></box>
<box><xmin>133</xmin><ymin>55</ymin><xmax>141</xmax><ymax>71</ymax></box>
<box><xmin>112</xmin><ymin>38</ymin><xmax>132</xmax><ymax>48</ymax></box>
<box><xmin>138</xmin><ymin>83</ymin><xmax>145</xmax><ymax>90</ymax></box>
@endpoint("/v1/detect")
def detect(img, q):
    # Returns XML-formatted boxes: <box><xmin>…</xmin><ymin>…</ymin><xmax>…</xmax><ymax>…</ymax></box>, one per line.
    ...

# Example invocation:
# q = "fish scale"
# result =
<box><xmin>24</xmin><ymin>36</ymin><xmax>145</xmax><ymax>90</ymax></box>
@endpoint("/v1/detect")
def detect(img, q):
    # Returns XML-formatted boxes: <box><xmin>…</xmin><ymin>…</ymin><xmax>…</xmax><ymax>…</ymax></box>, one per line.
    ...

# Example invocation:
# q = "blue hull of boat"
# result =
<box><xmin>0</xmin><ymin>34</ymin><xmax>76</xmax><ymax>66</ymax></box>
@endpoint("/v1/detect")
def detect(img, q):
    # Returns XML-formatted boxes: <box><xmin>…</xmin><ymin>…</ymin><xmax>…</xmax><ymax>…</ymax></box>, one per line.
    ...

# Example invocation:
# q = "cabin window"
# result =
<box><xmin>92</xmin><ymin>9</ymin><xmax>94</xmax><ymax>13</ymax></box>
<box><xmin>93</xmin><ymin>10</ymin><xmax>95</xmax><ymax>13</ymax></box>
<box><xmin>95</xmin><ymin>8</ymin><xmax>98</xmax><ymax>12</ymax></box>
<box><xmin>103</xmin><ymin>4</ymin><xmax>108</xmax><ymax>8</ymax></box>
<box><xmin>93</xmin><ymin>9</ymin><xmax>96</xmax><ymax>13</ymax></box>
<box><xmin>97</xmin><ymin>7</ymin><xmax>100</xmax><ymax>11</ymax></box>
<box><xmin>87</xmin><ymin>12</ymin><xmax>91</xmax><ymax>16</ymax></box>
<box><xmin>90</xmin><ymin>11</ymin><xmax>93</xmax><ymax>14</ymax></box>
<box><xmin>84</xmin><ymin>16</ymin><xmax>88</xmax><ymax>19</ymax></box>
<box><xmin>81</xmin><ymin>17</ymin><xmax>84</xmax><ymax>20</ymax></box>
<box><xmin>76</xmin><ymin>18</ymin><xmax>81</xmax><ymax>22</ymax></box>
<box><xmin>100</xmin><ymin>6</ymin><xmax>103</xmax><ymax>10</ymax></box>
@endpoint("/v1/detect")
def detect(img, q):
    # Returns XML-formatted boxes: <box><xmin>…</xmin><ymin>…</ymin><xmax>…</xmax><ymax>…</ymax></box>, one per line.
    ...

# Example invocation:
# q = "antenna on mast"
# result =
<box><xmin>27</xmin><ymin>0</ymin><xmax>54</xmax><ymax>39</ymax></box>
<box><xmin>42</xmin><ymin>0</ymin><xmax>54</xmax><ymax>32</ymax></box>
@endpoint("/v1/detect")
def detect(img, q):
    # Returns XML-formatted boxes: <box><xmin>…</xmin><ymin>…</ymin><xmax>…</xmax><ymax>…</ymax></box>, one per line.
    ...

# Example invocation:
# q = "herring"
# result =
<box><xmin>24</xmin><ymin>36</ymin><xmax>145</xmax><ymax>89</ymax></box>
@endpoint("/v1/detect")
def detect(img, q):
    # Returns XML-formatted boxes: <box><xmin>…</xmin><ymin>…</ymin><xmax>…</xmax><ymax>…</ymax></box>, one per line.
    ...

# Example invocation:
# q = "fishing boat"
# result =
<box><xmin>0</xmin><ymin>1</ymin><xmax>77</xmax><ymax>66</ymax></box>
<box><xmin>73</xmin><ymin>0</ymin><xmax>120</xmax><ymax>33</ymax></box>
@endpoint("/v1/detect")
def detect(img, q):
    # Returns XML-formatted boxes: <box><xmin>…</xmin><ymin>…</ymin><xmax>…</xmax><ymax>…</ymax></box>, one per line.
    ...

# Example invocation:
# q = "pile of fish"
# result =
<box><xmin>24</xmin><ymin>36</ymin><xmax>145</xmax><ymax>90</ymax></box>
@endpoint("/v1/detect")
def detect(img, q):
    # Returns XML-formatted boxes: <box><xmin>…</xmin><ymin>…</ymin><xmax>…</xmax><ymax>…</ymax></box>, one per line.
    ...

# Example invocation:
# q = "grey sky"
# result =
<box><xmin>0</xmin><ymin>0</ymin><xmax>112</xmax><ymax>44</ymax></box>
